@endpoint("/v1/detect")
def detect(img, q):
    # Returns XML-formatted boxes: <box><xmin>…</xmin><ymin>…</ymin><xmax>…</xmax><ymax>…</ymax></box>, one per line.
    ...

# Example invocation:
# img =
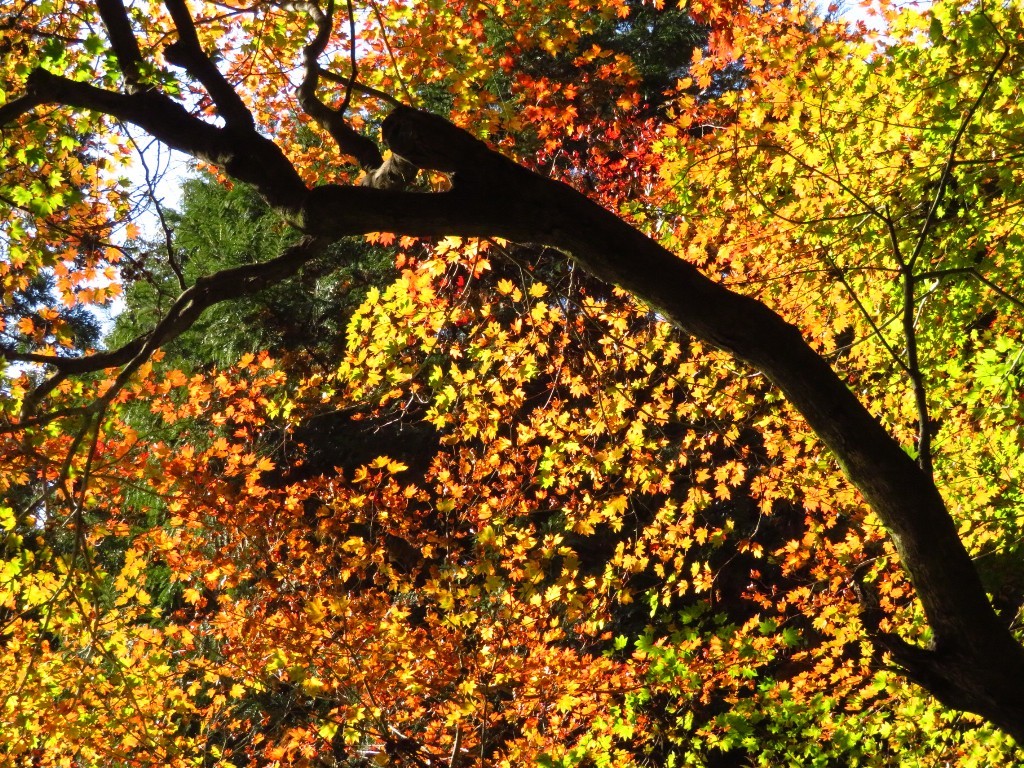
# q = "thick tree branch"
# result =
<box><xmin>1</xmin><ymin>340</ymin><xmax>145</xmax><ymax>373</ymax></box>
<box><xmin>381</xmin><ymin>106</ymin><xmax>507</xmax><ymax>179</ymax></box>
<box><xmin>0</xmin><ymin>90</ymin><xmax>46</xmax><ymax>126</ymax></box>
<box><xmin>162</xmin><ymin>0</ymin><xmax>255</xmax><ymax>129</ymax></box>
<box><xmin>300</xmin><ymin>112</ymin><xmax>1024</xmax><ymax>736</ymax></box>
<box><xmin>5</xmin><ymin>23</ymin><xmax>1024</xmax><ymax>727</ymax></box>
<box><xmin>0</xmin><ymin>58</ymin><xmax>1011</xmax><ymax>685</ymax></box>
<box><xmin>95</xmin><ymin>0</ymin><xmax>145</xmax><ymax>90</ymax></box>
<box><xmin>6</xmin><ymin>68</ymin><xmax>307</xmax><ymax>211</ymax></box>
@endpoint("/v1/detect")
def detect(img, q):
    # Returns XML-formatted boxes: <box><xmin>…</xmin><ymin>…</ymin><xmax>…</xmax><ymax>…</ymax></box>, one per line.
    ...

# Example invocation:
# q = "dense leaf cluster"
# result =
<box><xmin>3</xmin><ymin>0</ymin><xmax>1024</xmax><ymax>765</ymax></box>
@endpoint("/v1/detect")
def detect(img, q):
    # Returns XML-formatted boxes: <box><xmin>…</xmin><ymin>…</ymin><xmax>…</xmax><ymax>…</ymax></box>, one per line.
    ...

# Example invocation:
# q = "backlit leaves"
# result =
<box><xmin>4</xmin><ymin>0</ymin><xmax>1024</xmax><ymax>765</ymax></box>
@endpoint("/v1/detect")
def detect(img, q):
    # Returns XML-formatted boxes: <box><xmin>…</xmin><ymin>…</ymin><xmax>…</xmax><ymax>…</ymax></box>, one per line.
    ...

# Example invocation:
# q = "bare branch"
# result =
<box><xmin>913</xmin><ymin>266</ymin><xmax>1024</xmax><ymax>314</ymax></box>
<box><xmin>319</xmin><ymin>69</ymin><xmax>405</xmax><ymax>107</ymax></box>
<box><xmin>122</xmin><ymin>129</ymin><xmax>188</xmax><ymax>290</ymax></box>
<box><xmin>296</xmin><ymin>114</ymin><xmax>1019</xmax><ymax>687</ymax></box>
<box><xmin>12</xmin><ymin>236</ymin><xmax>330</xmax><ymax>418</ymax></box>
<box><xmin>970</xmin><ymin>268</ymin><xmax>1024</xmax><ymax>313</ymax></box>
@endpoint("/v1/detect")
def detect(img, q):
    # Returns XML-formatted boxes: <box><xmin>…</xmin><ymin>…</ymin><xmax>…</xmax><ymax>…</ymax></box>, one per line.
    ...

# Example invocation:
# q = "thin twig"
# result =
<box><xmin>319</xmin><ymin>69</ymin><xmax>405</xmax><ymax>106</ymax></box>
<box><xmin>122</xmin><ymin>127</ymin><xmax>187</xmax><ymax>290</ymax></box>
<box><xmin>367</xmin><ymin>0</ymin><xmax>415</xmax><ymax>106</ymax></box>
<box><xmin>824</xmin><ymin>254</ymin><xmax>912</xmax><ymax>376</ymax></box>
<box><xmin>339</xmin><ymin>0</ymin><xmax>358</xmax><ymax>116</ymax></box>
<box><xmin>907</xmin><ymin>45</ymin><xmax>1009</xmax><ymax>268</ymax></box>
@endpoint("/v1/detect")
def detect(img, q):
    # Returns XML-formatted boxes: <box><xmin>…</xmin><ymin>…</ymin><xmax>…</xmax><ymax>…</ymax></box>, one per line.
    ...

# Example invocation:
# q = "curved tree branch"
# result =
<box><xmin>291</xmin><ymin>0</ymin><xmax>417</xmax><ymax>189</ymax></box>
<box><xmin>299</xmin><ymin>111</ymin><xmax>1024</xmax><ymax>736</ymax></box>
<box><xmin>11</xmin><ymin>67</ymin><xmax>307</xmax><ymax>210</ymax></box>
<box><xmin>1</xmin><ymin>222</ymin><xmax>330</xmax><ymax>400</ymax></box>
<box><xmin>162</xmin><ymin>0</ymin><xmax>256</xmax><ymax>128</ymax></box>
<box><xmin>13</xmin><ymin>236</ymin><xmax>331</xmax><ymax>415</ymax></box>
<box><xmin>294</xmin><ymin>0</ymin><xmax>389</xmax><ymax>172</ymax></box>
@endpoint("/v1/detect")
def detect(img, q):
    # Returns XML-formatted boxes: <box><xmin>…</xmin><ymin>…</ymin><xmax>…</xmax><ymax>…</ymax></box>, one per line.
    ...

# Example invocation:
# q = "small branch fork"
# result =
<box><xmin>162</xmin><ymin>0</ymin><xmax>255</xmax><ymax>128</ymax></box>
<box><xmin>898</xmin><ymin>44</ymin><xmax>1010</xmax><ymax>477</ymax></box>
<box><xmin>761</xmin><ymin>43</ymin><xmax>1010</xmax><ymax>479</ymax></box>
<box><xmin>286</xmin><ymin>0</ymin><xmax>417</xmax><ymax>186</ymax></box>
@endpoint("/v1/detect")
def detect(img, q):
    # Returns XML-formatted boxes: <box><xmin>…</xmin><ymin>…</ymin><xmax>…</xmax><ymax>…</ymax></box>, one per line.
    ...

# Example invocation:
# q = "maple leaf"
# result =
<box><xmin>4</xmin><ymin>0</ymin><xmax>1024</xmax><ymax>764</ymax></box>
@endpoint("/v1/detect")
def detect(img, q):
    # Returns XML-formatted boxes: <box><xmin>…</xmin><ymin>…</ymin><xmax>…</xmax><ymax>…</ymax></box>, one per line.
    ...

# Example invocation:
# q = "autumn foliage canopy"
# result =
<box><xmin>3</xmin><ymin>0</ymin><xmax>1024</xmax><ymax>764</ymax></box>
